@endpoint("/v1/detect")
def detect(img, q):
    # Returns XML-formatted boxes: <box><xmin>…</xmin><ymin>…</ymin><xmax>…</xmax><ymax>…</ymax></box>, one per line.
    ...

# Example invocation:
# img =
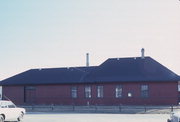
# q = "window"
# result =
<box><xmin>71</xmin><ymin>86</ymin><xmax>78</xmax><ymax>98</ymax></box>
<box><xmin>97</xmin><ymin>86</ymin><xmax>103</xmax><ymax>98</ymax></box>
<box><xmin>0</xmin><ymin>86</ymin><xmax>2</xmax><ymax>100</ymax></box>
<box><xmin>25</xmin><ymin>86</ymin><xmax>36</xmax><ymax>90</ymax></box>
<box><xmin>115</xmin><ymin>85</ymin><xmax>123</xmax><ymax>98</ymax></box>
<box><xmin>178</xmin><ymin>84</ymin><xmax>180</xmax><ymax>92</ymax></box>
<box><xmin>141</xmin><ymin>85</ymin><xmax>149</xmax><ymax>98</ymax></box>
<box><xmin>85</xmin><ymin>86</ymin><xmax>91</xmax><ymax>98</ymax></box>
<box><xmin>8</xmin><ymin>105</ymin><xmax>16</xmax><ymax>108</ymax></box>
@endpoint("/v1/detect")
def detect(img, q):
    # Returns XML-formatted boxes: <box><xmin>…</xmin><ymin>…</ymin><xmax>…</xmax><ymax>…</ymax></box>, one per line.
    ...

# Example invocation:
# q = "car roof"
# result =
<box><xmin>0</xmin><ymin>100</ymin><xmax>13</xmax><ymax>103</ymax></box>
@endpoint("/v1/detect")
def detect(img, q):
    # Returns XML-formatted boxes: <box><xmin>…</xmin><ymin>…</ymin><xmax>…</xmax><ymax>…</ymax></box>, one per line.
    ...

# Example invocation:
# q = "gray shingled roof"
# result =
<box><xmin>84</xmin><ymin>57</ymin><xmax>180</xmax><ymax>83</ymax></box>
<box><xmin>0</xmin><ymin>67</ymin><xmax>96</xmax><ymax>85</ymax></box>
<box><xmin>0</xmin><ymin>57</ymin><xmax>179</xmax><ymax>85</ymax></box>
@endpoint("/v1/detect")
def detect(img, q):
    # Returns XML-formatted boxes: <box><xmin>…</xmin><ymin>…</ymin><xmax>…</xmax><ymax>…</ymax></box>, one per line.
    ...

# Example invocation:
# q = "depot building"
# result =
<box><xmin>0</xmin><ymin>50</ymin><xmax>180</xmax><ymax>105</ymax></box>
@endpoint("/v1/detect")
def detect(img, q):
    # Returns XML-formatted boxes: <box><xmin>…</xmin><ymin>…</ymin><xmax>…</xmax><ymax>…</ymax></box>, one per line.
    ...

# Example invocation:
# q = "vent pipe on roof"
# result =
<box><xmin>141</xmin><ymin>48</ymin><xmax>145</xmax><ymax>59</ymax></box>
<box><xmin>86</xmin><ymin>53</ymin><xmax>89</xmax><ymax>67</ymax></box>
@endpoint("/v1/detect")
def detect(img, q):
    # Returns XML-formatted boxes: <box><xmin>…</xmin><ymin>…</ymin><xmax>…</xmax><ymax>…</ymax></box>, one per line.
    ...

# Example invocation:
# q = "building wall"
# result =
<box><xmin>2</xmin><ymin>81</ymin><xmax>178</xmax><ymax>105</ymax></box>
<box><xmin>2</xmin><ymin>86</ymin><xmax>24</xmax><ymax>104</ymax></box>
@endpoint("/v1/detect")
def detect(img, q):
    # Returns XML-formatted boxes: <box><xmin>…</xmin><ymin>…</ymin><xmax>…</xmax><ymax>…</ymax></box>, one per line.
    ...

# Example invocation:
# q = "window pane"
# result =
<box><xmin>25</xmin><ymin>86</ymin><xmax>36</xmax><ymax>90</ymax></box>
<box><xmin>71</xmin><ymin>86</ymin><xmax>77</xmax><ymax>98</ymax></box>
<box><xmin>116</xmin><ymin>85</ymin><xmax>122</xmax><ymax>98</ymax></box>
<box><xmin>85</xmin><ymin>86</ymin><xmax>91</xmax><ymax>98</ymax></box>
<box><xmin>97</xmin><ymin>86</ymin><xmax>103</xmax><ymax>98</ymax></box>
<box><xmin>141</xmin><ymin>85</ymin><xmax>148</xmax><ymax>91</ymax></box>
<box><xmin>178</xmin><ymin>85</ymin><xmax>180</xmax><ymax>92</ymax></box>
<box><xmin>141</xmin><ymin>85</ymin><xmax>149</xmax><ymax>98</ymax></box>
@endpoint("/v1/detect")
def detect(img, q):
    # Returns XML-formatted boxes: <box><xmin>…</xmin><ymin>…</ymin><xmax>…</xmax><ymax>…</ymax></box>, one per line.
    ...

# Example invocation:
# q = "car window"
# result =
<box><xmin>8</xmin><ymin>104</ymin><xmax>16</xmax><ymax>108</ymax></box>
<box><xmin>0</xmin><ymin>105</ymin><xmax>7</xmax><ymax>108</ymax></box>
<box><xmin>0</xmin><ymin>101</ymin><xmax>17</xmax><ymax>108</ymax></box>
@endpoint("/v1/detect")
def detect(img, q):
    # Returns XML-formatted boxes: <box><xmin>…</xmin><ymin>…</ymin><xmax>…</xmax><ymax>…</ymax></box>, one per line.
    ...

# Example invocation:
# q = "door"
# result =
<box><xmin>24</xmin><ymin>86</ymin><xmax>36</xmax><ymax>104</ymax></box>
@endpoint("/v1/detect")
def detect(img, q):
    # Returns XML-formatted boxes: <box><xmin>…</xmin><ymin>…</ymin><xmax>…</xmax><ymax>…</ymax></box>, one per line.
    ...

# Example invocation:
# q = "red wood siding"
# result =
<box><xmin>2</xmin><ymin>81</ymin><xmax>178</xmax><ymax>105</ymax></box>
<box><xmin>2</xmin><ymin>86</ymin><xmax>24</xmax><ymax>104</ymax></box>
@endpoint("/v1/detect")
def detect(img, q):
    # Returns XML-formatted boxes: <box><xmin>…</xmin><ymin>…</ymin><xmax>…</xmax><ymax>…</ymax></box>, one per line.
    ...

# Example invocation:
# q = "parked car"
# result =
<box><xmin>167</xmin><ymin>112</ymin><xmax>180</xmax><ymax>122</ymax></box>
<box><xmin>0</xmin><ymin>100</ymin><xmax>25</xmax><ymax>122</ymax></box>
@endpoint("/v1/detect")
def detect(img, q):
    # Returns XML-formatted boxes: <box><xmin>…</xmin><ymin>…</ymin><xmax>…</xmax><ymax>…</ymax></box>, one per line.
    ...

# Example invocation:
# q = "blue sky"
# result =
<box><xmin>0</xmin><ymin>0</ymin><xmax>180</xmax><ymax>80</ymax></box>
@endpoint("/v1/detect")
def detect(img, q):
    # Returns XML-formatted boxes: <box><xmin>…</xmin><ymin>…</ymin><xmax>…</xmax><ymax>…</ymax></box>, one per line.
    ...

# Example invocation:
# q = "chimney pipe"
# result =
<box><xmin>141</xmin><ymin>48</ymin><xmax>145</xmax><ymax>59</ymax></box>
<box><xmin>86</xmin><ymin>53</ymin><xmax>89</xmax><ymax>67</ymax></box>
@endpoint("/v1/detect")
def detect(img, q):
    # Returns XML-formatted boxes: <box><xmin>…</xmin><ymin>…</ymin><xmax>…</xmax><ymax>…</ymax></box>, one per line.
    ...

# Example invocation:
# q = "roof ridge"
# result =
<box><xmin>98</xmin><ymin>56</ymin><xmax>151</xmax><ymax>67</ymax></box>
<box><xmin>30</xmin><ymin>66</ymin><xmax>97</xmax><ymax>71</ymax></box>
<box><xmin>108</xmin><ymin>56</ymin><xmax>151</xmax><ymax>60</ymax></box>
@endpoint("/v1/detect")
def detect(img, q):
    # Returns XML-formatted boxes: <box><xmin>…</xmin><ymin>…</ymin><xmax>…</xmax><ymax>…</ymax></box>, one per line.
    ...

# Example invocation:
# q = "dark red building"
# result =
<box><xmin>0</xmin><ymin>56</ymin><xmax>180</xmax><ymax>105</ymax></box>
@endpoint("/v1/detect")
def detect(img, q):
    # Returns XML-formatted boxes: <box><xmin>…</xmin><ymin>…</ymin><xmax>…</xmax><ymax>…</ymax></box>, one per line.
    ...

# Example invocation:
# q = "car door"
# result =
<box><xmin>2</xmin><ymin>102</ymin><xmax>19</xmax><ymax>121</ymax></box>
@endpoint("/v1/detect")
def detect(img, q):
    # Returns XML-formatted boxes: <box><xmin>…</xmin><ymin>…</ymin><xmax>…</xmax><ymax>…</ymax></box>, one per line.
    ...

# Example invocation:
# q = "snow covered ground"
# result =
<box><xmin>23</xmin><ymin>113</ymin><xmax>169</xmax><ymax>122</ymax></box>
